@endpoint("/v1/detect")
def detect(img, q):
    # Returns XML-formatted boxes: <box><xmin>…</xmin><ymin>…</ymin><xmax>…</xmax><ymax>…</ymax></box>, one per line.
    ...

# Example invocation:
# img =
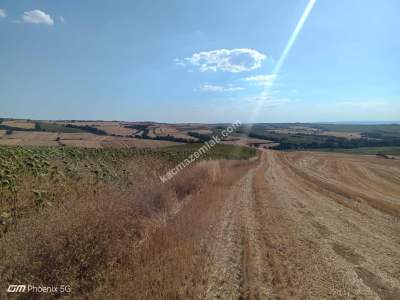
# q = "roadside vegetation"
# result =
<box><xmin>0</xmin><ymin>143</ymin><xmax>256</xmax><ymax>298</ymax></box>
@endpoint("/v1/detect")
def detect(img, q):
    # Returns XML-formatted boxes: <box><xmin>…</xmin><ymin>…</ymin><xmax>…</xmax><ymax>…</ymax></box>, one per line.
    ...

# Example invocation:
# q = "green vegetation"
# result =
<box><xmin>0</xmin><ymin>140</ymin><xmax>257</xmax><ymax>298</ymax></box>
<box><xmin>0</xmin><ymin>143</ymin><xmax>256</xmax><ymax>216</ymax></box>
<box><xmin>147</xmin><ymin>134</ymin><xmax>195</xmax><ymax>143</ymax></box>
<box><xmin>35</xmin><ymin>122</ymin><xmax>85</xmax><ymax>133</ymax></box>
<box><xmin>64</xmin><ymin>124</ymin><xmax>107</xmax><ymax>135</ymax></box>
<box><xmin>163</xmin><ymin>143</ymin><xmax>257</xmax><ymax>160</ymax></box>
<box><xmin>309</xmin><ymin>123</ymin><xmax>400</xmax><ymax>134</ymax></box>
<box><xmin>124</xmin><ymin>124</ymin><xmax>149</xmax><ymax>131</ymax></box>
<box><xmin>236</xmin><ymin>124</ymin><xmax>400</xmax><ymax>150</ymax></box>
<box><xmin>187</xmin><ymin>131</ymin><xmax>212</xmax><ymax>142</ymax></box>
<box><xmin>310</xmin><ymin>146</ymin><xmax>400</xmax><ymax>156</ymax></box>
<box><xmin>0</xmin><ymin>142</ymin><xmax>256</xmax><ymax>224</ymax></box>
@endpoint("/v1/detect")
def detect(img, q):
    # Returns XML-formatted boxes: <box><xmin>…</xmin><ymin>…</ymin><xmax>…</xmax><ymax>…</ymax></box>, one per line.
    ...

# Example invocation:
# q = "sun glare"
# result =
<box><xmin>249</xmin><ymin>0</ymin><xmax>317</xmax><ymax>123</ymax></box>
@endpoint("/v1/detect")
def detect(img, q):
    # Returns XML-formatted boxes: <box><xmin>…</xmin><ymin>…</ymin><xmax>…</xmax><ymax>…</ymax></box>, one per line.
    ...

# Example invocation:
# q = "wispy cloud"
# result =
<box><xmin>59</xmin><ymin>16</ymin><xmax>66</xmax><ymax>23</ymax></box>
<box><xmin>174</xmin><ymin>58</ymin><xmax>186</xmax><ymax>67</ymax></box>
<box><xmin>22</xmin><ymin>10</ymin><xmax>54</xmax><ymax>25</ymax></box>
<box><xmin>243</xmin><ymin>74</ymin><xmax>277</xmax><ymax>86</ymax></box>
<box><xmin>199</xmin><ymin>84</ymin><xmax>244</xmax><ymax>92</ymax></box>
<box><xmin>176</xmin><ymin>48</ymin><xmax>266</xmax><ymax>73</ymax></box>
<box><xmin>0</xmin><ymin>9</ymin><xmax>6</xmax><ymax>18</ymax></box>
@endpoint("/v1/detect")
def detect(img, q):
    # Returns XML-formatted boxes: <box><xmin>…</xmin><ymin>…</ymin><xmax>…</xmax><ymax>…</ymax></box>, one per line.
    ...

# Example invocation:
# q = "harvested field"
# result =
<box><xmin>0</xmin><ymin>130</ymin><xmax>180</xmax><ymax>148</ymax></box>
<box><xmin>58</xmin><ymin>132</ymin><xmax>105</xmax><ymax>140</ymax></box>
<box><xmin>193</xmin><ymin>150</ymin><xmax>400</xmax><ymax>299</ymax></box>
<box><xmin>0</xmin><ymin>139</ymin><xmax>21</xmax><ymax>145</ymax></box>
<box><xmin>319</xmin><ymin>131</ymin><xmax>362</xmax><ymax>139</ymax></box>
<box><xmin>1</xmin><ymin>131</ymin><xmax>58</xmax><ymax>140</ymax></box>
<box><xmin>12</xmin><ymin>140</ymin><xmax>59</xmax><ymax>147</ymax></box>
<box><xmin>113</xmin><ymin>150</ymin><xmax>399</xmax><ymax>298</ymax></box>
<box><xmin>54</xmin><ymin>121</ymin><xmax>137</xmax><ymax>136</ymax></box>
<box><xmin>153</xmin><ymin>125</ymin><xmax>198</xmax><ymax>141</ymax></box>
<box><xmin>1</xmin><ymin>120</ymin><xmax>35</xmax><ymax>129</ymax></box>
<box><xmin>189</xmin><ymin>129</ymin><xmax>213</xmax><ymax>135</ymax></box>
<box><xmin>0</xmin><ymin>132</ymin><xmax>59</xmax><ymax>146</ymax></box>
<box><xmin>268</xmin><ymin>127</ymin><xmax>362</xmax><ymax>139</ymax></box>
<box><xmin>99</xmin><ymin>125</ymin><xmax>137</xmax><ymax>136</ymax></box>
<box><xmin>100</xmin><ymin>138</ymin><xmax>181</xmax><ymax>148</ymax></box>
<box><xmin>1</xmin><ymin>146</ymin><xmax>399</xmax><ymax>298</ymax></box>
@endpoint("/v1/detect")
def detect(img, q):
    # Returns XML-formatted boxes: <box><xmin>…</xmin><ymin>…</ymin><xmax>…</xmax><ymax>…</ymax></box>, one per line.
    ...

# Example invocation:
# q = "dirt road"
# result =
<box><xmin>202</xmin><ymin>150</ymin><xmax>400</xmax><ymax>299</ymax></box>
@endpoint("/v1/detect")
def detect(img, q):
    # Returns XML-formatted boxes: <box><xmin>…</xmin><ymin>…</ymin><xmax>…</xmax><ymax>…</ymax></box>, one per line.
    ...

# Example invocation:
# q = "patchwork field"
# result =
<box><xmin>0</xmin><ymin>127</ymin><xmax>178</xmax><ymax>148</ymax></box>
<box><xmin>1</xmin><ymin>119</ymin><xmax>400</xmax><ymax>153</ymax></box>
<box><xmin>1</xmin><ymin>119</ymin><xmax>400</xmax><ymax>298</ymax></box>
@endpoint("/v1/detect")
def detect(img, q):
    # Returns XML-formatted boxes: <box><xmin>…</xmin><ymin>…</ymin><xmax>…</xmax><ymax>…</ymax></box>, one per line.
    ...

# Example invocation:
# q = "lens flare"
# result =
<box><xmin>248</xmin><ymin>0</ymin><xmax>317</xmax><ymax>124</ymax></box>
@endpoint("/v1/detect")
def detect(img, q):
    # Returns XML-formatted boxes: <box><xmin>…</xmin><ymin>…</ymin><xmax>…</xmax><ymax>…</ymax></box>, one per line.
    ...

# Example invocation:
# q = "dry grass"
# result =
<box><xmin>55</xmin><ymin>121</ymin><xmax>138</xmax><ymax>136</ymax></box>
<box><xmin>1</xmin><ymin>188</ymin><xmax>138</xmax><ymax>296</ymax></box>
<box><xmin>0</xmin><ymin>142</ymin><xmax>256</xmax><ymax>299</ymax></box>
<box><xmin>0</xmin><ymin>144</ymin><xmax>257</xmax><ymax>298</ymax></box>
<box><xmin>99</xmin><ymin>160</ymin><xmax>258</xmax><ymax>299</ymax></box>
<box><xmin>2</xmin><ymin>145</ymin><xmax>399</xmax><ymax>298</ymax></box>
<box><xmin>2</xmin><ymin>120</ymin><xmax>35</xmax><ymax>130</ymax></box>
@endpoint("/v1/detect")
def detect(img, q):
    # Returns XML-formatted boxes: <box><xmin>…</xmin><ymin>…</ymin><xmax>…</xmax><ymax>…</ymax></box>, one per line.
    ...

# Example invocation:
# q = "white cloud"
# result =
<box><xmin>177</xmin><ymin>48</ymin><xmax>266</xmax><ymax>73</ymax></box>
<box><xmin>243</xmin><ymin>74</ymin><xmax>277</xmax><ymax>86</ymax></box>
<box><xmin>22</xmin><ymin>10</ymin><xmax>54</xmax><ymax>25</ymax></box>
<box><xmin>0</xmin><ymin>9</ymin><xmax>6</xmax><ymax>18</ymax></box>
<box><xmin>199</xmin><ymin>84</ymin><xmax>244</xmax><ymax>93</ymax></box>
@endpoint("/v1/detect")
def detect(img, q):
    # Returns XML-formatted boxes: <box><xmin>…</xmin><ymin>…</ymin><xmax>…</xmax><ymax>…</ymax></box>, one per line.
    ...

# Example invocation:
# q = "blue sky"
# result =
<box><xmin>0</xmin><ymin>0</ymin><xmax>399</xmax><ymax>123</ymax></box>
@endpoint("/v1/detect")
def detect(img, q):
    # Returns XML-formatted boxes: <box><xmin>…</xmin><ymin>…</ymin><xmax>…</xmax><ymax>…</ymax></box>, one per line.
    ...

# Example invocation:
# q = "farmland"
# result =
<box><xmin>1</xmin><ymin>119</ymin><xmax>400</xmax><ymax>298</ymax></box>
<box><xmin>237</xmin><ymin>123</ymin><xmax>400</xmax><ymax>150</ymax></box>
<box><xmin>0</xmin><ymin>144</ymin><xmax>256</xmax><ymax>228</ymax></box>
<box><xmin>2</xmin><ymin>119</ymin><xmax>400</xmax><ymax>152</ymax></box>
<box><xmin>1</xmin><ymin>143</ymin><xmax>399</xmax><ymax>298</ymax></box>
<box><xmin>0</xmin><ymin>143</ymin><xmax>258</xmax><ymax>298</ymax></box>
<box><xmin>308</xmin><ymin>146</ymin><xmax>400</xmax><ymax>156</ymax></box>
<box><xmin>1</xmin><ymin>0</ymin><xmax>399</xmax><ymax>297</ymax></box>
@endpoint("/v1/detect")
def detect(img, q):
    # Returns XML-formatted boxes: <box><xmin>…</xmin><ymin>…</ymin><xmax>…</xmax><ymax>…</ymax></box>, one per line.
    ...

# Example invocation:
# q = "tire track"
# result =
<box><xmin>202</xmin><ymin>150</ymin><xmax>400</xmax><ymax>299</ymax></box>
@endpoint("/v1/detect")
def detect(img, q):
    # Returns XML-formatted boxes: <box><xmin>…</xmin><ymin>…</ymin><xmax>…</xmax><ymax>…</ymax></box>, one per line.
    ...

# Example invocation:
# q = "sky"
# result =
<box><xmin>0</xmin><ymin>0</ymin><xmax>399</xmax><ymax>123</ymax></box>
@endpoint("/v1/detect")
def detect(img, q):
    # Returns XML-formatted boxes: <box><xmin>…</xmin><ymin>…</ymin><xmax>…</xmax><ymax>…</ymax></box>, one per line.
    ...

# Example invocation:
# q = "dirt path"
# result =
<box><xmin>202</xmin><ymin>150</ymin><xmax>400</xmax><ymax>299</ymax></box>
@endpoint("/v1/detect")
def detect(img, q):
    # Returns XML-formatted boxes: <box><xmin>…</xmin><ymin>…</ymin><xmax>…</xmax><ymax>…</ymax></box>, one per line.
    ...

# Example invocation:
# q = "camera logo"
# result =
<box><xmin>7</xmin><ymin>285</ymin><xmax>26</xmax><ymax>293</ymax></box>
